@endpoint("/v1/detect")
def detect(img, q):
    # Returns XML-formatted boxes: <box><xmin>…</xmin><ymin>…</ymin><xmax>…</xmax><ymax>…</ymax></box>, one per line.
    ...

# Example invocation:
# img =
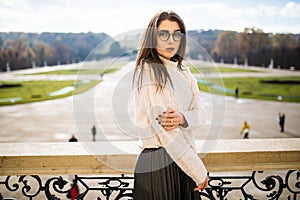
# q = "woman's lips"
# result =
<box><xmin>166</xmin><ymin>47</ymin><xmax>175</xmax><ymax>52</ymax></box>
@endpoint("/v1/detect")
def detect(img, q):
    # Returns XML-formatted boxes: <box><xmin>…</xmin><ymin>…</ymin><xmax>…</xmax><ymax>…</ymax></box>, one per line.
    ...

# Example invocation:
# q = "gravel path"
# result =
<box><xmin>0</xmin><ymin>63</ymin><xmax>299</xmax><ymax>143</ymax></box>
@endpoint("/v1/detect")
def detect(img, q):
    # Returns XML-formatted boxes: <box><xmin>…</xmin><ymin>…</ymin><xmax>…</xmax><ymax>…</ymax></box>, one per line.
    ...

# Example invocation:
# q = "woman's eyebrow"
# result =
<box><xmin>158</xmin><ymin>29</ymin><xmax>181</xmax><ymax>32</ymax></box>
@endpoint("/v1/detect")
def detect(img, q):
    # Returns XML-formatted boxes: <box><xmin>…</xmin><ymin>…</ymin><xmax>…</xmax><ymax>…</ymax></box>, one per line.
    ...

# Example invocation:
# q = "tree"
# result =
<box><xmin>0</xmin><ymin>48</ymin><xmax>6</xmax><ymax>71</ymax></box>
<box><xmin>187</xmin><ymin>30</ymin><xmax>222</xmax><ymax>60</ymax></box>
<box><xmin>2</xmin><ymin>39</ymin><xmax>35</xmax><ymax>70</ymax></box>
<box><xmin>108</xmin><ymin>41</ymin><xmax>123</xmax><ymax>57</ymax></box>
<box><xmin>53</xmin><ymin>43</ymin><xmax>72</xmax><ymax>64</ymax></box>
<box><xmin>271</xmin><ymin>34</ymin><xmax>299</xmax><ymax>69</ymax></box>
<box><xmin>237</xmin><ymin>28</ymin><xmax>271</xmax><ymax>66</ymax></box>
<box><xmin>272</xmin><ymin>34</ymin><xmax>297</xmax><ymax>49</ymax></box>
<box><xmin>32</xmin><ymin>40</ymin><xmax>56</xmax><ymax>66</ymax></box>
<box><xmin>212</xmin><ymin>31</ymin><xmax>239</xmax><ymax>63</ymax></box>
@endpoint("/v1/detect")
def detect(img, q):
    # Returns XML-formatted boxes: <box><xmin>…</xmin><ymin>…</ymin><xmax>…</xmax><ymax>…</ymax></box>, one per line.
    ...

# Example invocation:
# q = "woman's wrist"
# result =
<box><xmin>178</xmin><ymin>112</ymin><xmax>188</xmax><ymax>128</ymax></box>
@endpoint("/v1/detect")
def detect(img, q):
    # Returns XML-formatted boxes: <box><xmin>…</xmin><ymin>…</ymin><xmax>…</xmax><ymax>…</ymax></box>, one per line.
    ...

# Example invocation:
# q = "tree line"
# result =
<box><xmin>0</xmin><ymin>32</ymin><xmax>110</xmax><ymax>71</ymax></box>
<box><xmin>0</xmin><ymin>28</ymin><xmax>299</xmax><ymax>71</ymax></box>
<box><xmin>189</xmin><ymin>28</ymin><xmax>300</xmax><ymax>70</ymax></box>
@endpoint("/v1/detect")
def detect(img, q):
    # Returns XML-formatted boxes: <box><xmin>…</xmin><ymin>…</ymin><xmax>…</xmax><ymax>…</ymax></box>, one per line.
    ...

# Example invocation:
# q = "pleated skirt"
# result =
<box><xmin>133</xmin><ymin>147</ymin><xmax>201</xmax><ymax>200</ymax></box>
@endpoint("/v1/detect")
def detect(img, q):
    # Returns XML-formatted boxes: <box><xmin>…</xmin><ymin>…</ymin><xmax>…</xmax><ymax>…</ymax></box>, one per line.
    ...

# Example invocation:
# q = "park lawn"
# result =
<box><xmin>28</xmin><ymin>68</ymin><xmax>119</xmax><ymax>75</ymax></box>
<box><xmin>198</xmin><ymin>77</ymin><xmax>300</xmax><ymax>102</ymax></box>
<box><xmin>0</xmin><ymin>80</ymin><xmax>99</xmax><ymax>105</ymax></box>
<box><xmin>27</xmin><ymin>61</ymin><xmax>125</xmax><ymax>75</ymax></box>
<box><xmin>216</xmin><ymin>67</ymin><xmax>264</xmax><ymax>73</ymax></box>
<box><xmin>0</xmin><ymin>62</ymin><xmax>124</xmax><ymax>105</ymax></box>
<box><xmin>187</xmin><ymin>64</ymin><xmax>263</xmax><ymax>74</ymax></box>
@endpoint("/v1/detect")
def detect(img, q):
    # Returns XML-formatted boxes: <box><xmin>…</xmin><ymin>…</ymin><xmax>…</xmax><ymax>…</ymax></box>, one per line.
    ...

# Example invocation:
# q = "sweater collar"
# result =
<box><xmin>158</xmin><ymin>55</ymin><xmax>178</xmax><ymax>69</ymax></box>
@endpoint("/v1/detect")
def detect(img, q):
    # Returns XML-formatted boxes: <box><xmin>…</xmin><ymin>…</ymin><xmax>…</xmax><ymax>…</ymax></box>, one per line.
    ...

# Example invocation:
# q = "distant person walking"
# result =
<box><xmin>91</xmin><ymin>125</ymin><xmax>96</xmax><ymax>142</ymax></box>
<box><xmin>100</xmin><ymin>73</ymin><xmax>104</xmax><ymax>80</ymax></box>
<box><xmin>240</xmin><ymin>121</ymin><xmax>250</xmax><ymax>139</ymax></box>
<box><xmin>278</xmin><ymin>112</ymin><xmax>285</xmax><ymax>133</ymax></box>
<box><xmin>235</xmin><ymin>87</ymin><xmax>239</xmax><ymax>98</ymax></box>
<box><xmin>69</xmin><ymin>134</ymin><xmax>78</xmax><ymax>142</ymax></box>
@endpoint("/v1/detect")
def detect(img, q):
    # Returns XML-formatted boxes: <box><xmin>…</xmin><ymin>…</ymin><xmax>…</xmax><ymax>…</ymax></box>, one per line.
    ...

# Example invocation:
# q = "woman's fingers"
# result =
<box><xmin>156</xmin><ymin>109</ymin><xmax>184</xmax><ymax>130</ymax></box>
<box><xmin>193</xmin><ymin>184</ymin><xmax>203</xmax><ymax>191</ymax></box>
<box><xmin>156</xmin><ymin>114</ymin><xmax>179</xmax><ymax>130</ymax></box>
<box><xmin>158</xmin><ymin>111</ymin><xmax>180</xmax><ymax>123</ymax></box>
<box><xmin>163</xmin><ymin>124</ymin><xmax>177</xmax><ymax>131</ymax></box>
<box><xmin>194</xmin><ymin>176</ymin><xmax>209</xmax><ymax>191</ymax></box>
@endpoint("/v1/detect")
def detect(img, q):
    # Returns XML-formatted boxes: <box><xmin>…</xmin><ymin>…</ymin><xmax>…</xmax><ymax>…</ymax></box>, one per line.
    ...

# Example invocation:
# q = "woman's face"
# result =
<box><xmin>156</xmin><ymin>20</ymin><xmax>182</xmax><ymax>60</ymax></box>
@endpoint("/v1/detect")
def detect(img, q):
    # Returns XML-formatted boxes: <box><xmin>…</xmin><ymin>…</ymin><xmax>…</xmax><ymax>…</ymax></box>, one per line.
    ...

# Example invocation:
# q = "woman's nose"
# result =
<box><xmin>167</xmin><ymin>35</ymin><xmax>175</xmax><ymax>43</ymax></box>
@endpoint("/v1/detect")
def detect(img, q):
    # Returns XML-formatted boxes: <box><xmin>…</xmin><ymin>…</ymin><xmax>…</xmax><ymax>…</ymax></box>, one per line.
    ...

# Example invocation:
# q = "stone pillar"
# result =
<box><xmin>244</xmin><ymin>58</ymin><xmax>248</xmax><ymax>67</ymax></box>
<box><xmin>32</xmin><ymin>60</ymin><xmax>36</xmax><ymax>68</ymax></box>
<box><xmin>6</xmin><ymin>62</ymin><xmax>10</xmax><ymax>72</ymax></box>
<box><xmin>269</xmin><ymin>58</ymin><xmax>274</xmax><ymax>69</ymax></box>
<box><xmin>234</xmin><ymin>57</ymin><xmax>237</xmax><ymax>65</ymax></box>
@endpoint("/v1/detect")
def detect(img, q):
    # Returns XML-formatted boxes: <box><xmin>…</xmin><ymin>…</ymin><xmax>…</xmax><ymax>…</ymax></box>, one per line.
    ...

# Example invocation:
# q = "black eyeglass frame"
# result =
<box><xmin>156</xmin><ymin>30</ymin><xmax>183</xmax><ymax>42</ymax></box>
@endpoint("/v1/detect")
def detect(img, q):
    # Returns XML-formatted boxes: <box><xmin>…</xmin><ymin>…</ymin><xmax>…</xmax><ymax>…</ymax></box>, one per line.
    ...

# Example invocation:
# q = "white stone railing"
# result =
<box><xmin>0</xmin><ymin>139</ymin><xmax>300</xmax><ymax>199</ymax></box>
<box><xmin>1</xmin><ymin>139</ymin><xmax>299</xmax><ymax>175</ymax></box>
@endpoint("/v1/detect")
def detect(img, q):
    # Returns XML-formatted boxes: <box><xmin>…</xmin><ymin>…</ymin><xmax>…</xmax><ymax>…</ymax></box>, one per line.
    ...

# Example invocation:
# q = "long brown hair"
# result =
<box><xmin>133</xmin><ymin>10</ymin><xmax>187</xmax><ymax>92</ymax></box>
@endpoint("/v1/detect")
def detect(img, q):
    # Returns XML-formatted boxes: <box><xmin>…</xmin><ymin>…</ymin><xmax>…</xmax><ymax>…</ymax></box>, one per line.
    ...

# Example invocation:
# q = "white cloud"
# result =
<box><xmin>263</xmin><ymin>23</ymin><xmax>300</xmax><ymax>34</ymax></box>
<box><xmin>258</xmin><ymin>5</ymin><xmax>277</xmax><ymax>16</ymax></box>
<box><xmin>280</xmin><ymin>1</ymin><xmax>300</xmax><ymax>17</ymax></box>
<box><xmin>0</xmin><ymin>0</ymin><xmax>31</xmax><ymax>10</ymax></box>
<box><xmin>0</xmin><ymin>0</ymin><xmax>33</xmax><ymax>31</ymax></box>
<box><xmin>0</xmin><ymin>0</ymin><xmax>299</xmax><ymax>34</ymax></box>
<box><xmin>175</xmin><ymin>1</ymin><xmax>300</xmax><ymax>33</ymax></box>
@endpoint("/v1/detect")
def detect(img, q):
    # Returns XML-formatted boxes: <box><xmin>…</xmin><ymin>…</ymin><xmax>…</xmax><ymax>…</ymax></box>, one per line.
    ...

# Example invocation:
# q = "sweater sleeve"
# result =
<box><xmin>181</xmin><ymin>69</ymin><xmax>207</xmax><ymax>132</ymax></box>
<box><xmin>134</xmin><ymin>68</ymin><xmax>207</xmax><ymax>184</ymax></box>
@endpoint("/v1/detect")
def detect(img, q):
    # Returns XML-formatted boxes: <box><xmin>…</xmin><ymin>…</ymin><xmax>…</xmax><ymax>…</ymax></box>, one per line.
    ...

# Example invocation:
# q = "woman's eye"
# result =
<box><xmin>159</xmin><ymin>32</ymin><xmax>168</xmax><ymax>37</ymax></box>
<box><xmin>174</xmin><ymin>32</ymin><xmax>182</xmax><ymax>38</ymax></box>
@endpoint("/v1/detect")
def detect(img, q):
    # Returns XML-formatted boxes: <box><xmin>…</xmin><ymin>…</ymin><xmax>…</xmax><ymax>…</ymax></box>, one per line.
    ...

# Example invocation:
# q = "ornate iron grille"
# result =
<box><xmin>0</xmin><ymin>170</ymin><xmax>299</xmax><ymax>199</ymax></box>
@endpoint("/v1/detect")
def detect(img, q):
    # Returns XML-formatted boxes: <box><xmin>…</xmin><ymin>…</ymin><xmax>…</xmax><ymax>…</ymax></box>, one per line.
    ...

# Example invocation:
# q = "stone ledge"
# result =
<box><xmin>0</xmin><ymin>139</ymin><xmax>299</xmax><ymax>175</ymax></box>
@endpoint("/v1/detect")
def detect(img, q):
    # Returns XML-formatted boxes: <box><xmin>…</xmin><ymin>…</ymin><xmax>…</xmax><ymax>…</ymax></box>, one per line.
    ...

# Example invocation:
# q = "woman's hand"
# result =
<box><xmin>156</xmin><ymin>108</ymin><xmax>186</xmax><ymax>131</ymax></box>
<box><xmin>194</xmin><ymin>175</ymin><xmax>209</xmax><ymax>192</ymax></box>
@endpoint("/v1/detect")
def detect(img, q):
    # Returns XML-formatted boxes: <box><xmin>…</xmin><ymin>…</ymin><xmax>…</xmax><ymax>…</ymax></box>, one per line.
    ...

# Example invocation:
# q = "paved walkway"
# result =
<box><xmin>0</xmin><ymin>63</ymin><xmax>299</xmax><ymax>143</ymax></box>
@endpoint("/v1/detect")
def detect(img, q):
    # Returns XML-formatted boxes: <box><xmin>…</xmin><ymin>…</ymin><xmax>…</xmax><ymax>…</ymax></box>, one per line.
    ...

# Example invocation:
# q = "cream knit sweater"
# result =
<box><xmin>133</xmin><ymin>56</ymin><xmax>208</xmax><ymax>184</ymax></box>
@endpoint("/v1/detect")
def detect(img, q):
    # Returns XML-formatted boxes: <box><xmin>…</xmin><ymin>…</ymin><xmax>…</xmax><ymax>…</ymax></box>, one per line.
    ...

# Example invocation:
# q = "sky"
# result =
<box><xmin>1</xmin><ymin>0</ymin><xmax>300</xmax><ymax>36</ymax></box>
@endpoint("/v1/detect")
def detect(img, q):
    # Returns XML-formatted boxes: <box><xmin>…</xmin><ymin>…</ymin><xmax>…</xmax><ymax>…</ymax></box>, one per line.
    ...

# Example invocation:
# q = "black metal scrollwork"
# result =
<box><xmin>0</xmin><ymin>170</ymin><xmax>299</xmax><ymax>199</ymax></box>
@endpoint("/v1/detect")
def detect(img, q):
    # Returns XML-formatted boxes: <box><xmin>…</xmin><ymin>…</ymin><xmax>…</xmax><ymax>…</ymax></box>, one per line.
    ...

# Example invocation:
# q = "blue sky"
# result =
<box><xmin>0</xmin><ymin>0</ymin><xmax>300</xmax><ymax>35</ymax></box>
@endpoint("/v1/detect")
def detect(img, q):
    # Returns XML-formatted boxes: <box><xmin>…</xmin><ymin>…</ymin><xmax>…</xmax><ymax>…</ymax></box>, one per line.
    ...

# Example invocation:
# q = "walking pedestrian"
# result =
<box><xmin>91</xmin><ymin>125</ymin><xmax>96</xmax><ymax>142</ymax></box>
<box><xmin>69</xmin><ymin>134</ymin><xmax>78</xmax><ymax>142</ymax></box>
<box><xmin>240</xmin><ymin>121</ymin><xmax>250</xmax><ymax>139</ymax></box>
<box><xmin>278</xmin><ymin>112</ymin><xmax>285</xmax><ymax>132</ymax></box>
<box><xmin>235</xmin><ymin>87</ymin><xmax>239</xmax><ymax>98</ymax></box>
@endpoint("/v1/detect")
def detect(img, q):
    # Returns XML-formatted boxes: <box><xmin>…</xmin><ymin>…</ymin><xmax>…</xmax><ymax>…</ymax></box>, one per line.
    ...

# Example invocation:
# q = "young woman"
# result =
<box><xmin>132</xmin><ymin>10</ymin><xmax>209</xmax><ymax>199</ymax></box>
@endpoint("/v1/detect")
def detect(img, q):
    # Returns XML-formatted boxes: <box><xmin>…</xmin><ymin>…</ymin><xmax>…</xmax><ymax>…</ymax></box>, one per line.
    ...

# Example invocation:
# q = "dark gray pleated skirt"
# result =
<box><xmin>133</xmin><ymin>147</ymin><xmax>201</xmax><ymax>200</ymax></box>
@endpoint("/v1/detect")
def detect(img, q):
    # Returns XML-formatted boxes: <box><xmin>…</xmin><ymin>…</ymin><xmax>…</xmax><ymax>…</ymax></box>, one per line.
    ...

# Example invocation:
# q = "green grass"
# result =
<box><xmin>198</xmin><ymin>77</ymin><xmax>300</xmax><ymax>102</ymax></box>
<box><xmin>31</xmin><ymin>68</ymin><xmax>119</xmax><ymax>75</ymax></box>
<box><xmin>189</xmin><ymin>66</ymin><xmax>263</xmax><ymax>74</ymax></box>
<box><xmin>2</xmin><ymin>61</ymin><xmax>299</xmax><ymax>105</ymax></box>
<box><xmin>27</xmin><ymin>61</ymin><xmax>125</xmax><ymax>75</ymax></box>
<box><xmin>0</xmin><ymin>61</ymin><xmax>125</xmax><ymax>105</ymax></box>
<box><xmin>185</xmin><ymin>61</ymin><xmax>264</xmax><ymax>74</ymax></box>
<box><xmin>73</xmin><ymin>80</ymin><xmax>99</xmax><ymax>95</ymax></box>
<box><xmin>216</xmin><ymin>67</ymin><xmax>262</xmax><ymax>73</ymax></box>
<box><xmin>0</xmin><ymin>80</ymin><xmax>99</xmax><ymax>105</ymax></box>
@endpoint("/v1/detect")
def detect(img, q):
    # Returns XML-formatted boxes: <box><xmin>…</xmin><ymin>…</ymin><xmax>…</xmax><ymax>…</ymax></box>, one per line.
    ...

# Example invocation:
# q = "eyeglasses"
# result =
<box><xmin>157</xmin><ymin>30</ymin><xmax>183</xmax><ymax>42</ymax></box>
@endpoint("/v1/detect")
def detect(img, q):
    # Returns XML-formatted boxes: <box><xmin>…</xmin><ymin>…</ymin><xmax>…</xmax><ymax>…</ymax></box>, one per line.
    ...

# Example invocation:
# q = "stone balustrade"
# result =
<box><xmin>0</xmin><ymin>139</ymin><xmax>299</xmax><ymax>199</ymax></box>
<box><xmin>1</xmin><ymin>139</ymin><xmax>299</xmax><ymax>175</ymax></box>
